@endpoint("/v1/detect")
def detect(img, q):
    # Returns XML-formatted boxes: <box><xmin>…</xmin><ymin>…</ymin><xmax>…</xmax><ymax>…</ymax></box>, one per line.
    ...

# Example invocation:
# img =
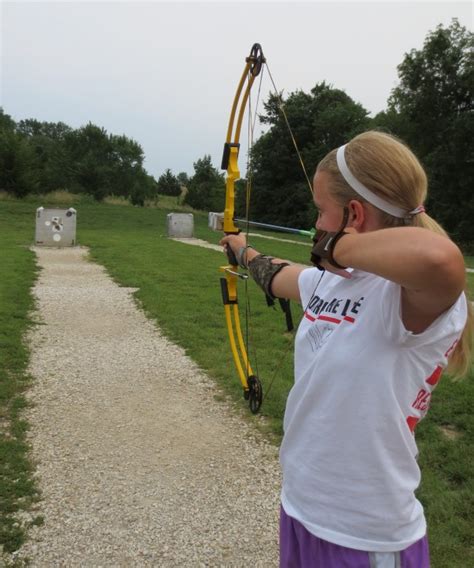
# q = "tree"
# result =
<box><xmin>16</xmin><ymin>119</ymin><xmax>73</xmax><ymax>192</ymax></box>
<box><xmin>0</xmin><ymin>130</ymin><xmax>40</xmax><ymax>197</ymax></box>
<box><xmin>177</xmin><ymin>172</ymin><xmax>189</xmax><ymax>187</ymax></box>
<box><xmin>246</xmin><ymin>83</ymin><xmax>370</xmax><ymax>228</ymax></box>
<box><xmin>65</xmin><ymin>124</ymin><xmax>112</xmax><ymax>200</ymax></box>
<box><xmin>157</xmin><ymin>169</ymin><xmax>181</xmax><ymax>196</ymax></box>
<box><xmin>374</xmin><ymin>20</ymin><xmax>473</xmax><ymax>244</ymax></box>
<box><xmin>0</xmin><ymin>108</ymin><xmax>16</xmax><ymax>133</ymax></box>
<box><xmin>108</xmin><ymin>133</ymin><xmax>146</xmax><ymax>197</ymax></box>
<box><xmin>184</xmin><ymin>156</ymin><xmax>224</xmax><ymax>211</ymax></box>
<box><xmin>62</xmin><ymin>123</ymin><xmax>150</xmax><ymax>201</ymax></box>
<box><xmin>129</xmin><ymin>171</ymin><xmax>158</xmax><ymax>206</ymax></box>
<box><xmin>0</xmin><ymin>112</ymin><xmax>156</xmax><ymax>201</ymax></box>
<box><xmin>0</xmin><ymin>109</ymin><xmax>40</xmax><ymax>197</ymax></box>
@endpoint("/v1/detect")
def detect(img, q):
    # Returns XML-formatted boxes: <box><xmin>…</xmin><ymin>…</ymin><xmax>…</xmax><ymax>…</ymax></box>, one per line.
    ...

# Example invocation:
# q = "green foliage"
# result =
<box><xmin>374</xmin><ymin>20</ymin><xmax>473</xmax><ymax>245</ymax></box>
<box><xmin>177</xmin><ymin>171</ymin><xmax>189</xmax><ymax>187</ymax></box>
<box><xmin>246</xmin><ymin>83</ymin><xmax>370</xmax><ymax>229</ymax></box>
<box><xmin>183</xmin><ymin>155</ymin><xmax>224</xmax><ymax>211</ymax></box>
<box><xmin>129</xmin><ymin>179</ymin><xmax>146</xmax><ymax>207</ymax></box>
<box><xmin>157</xmin><ymin>168</ymin><xmax>181</xmax><ymax>196</ymax></box>
<box><xmin>0</xmin><ymin>130</ymin><xmax>40</xmax><ymax>198</ymax></box>
<box><xmin>0</xmin><ymin>205</ymin><xmax>40</xmax><ymax>555</ymax></box>
<box><xmin>0</xmin><ymin>111</ymin><xmax>157</xmax><ymax>205</ymax></box>
<box><xmin>15</xmin><ymin>119</ymin><xmax>73</xmax><ymax>195</ymax></box>
<box><xmin>0</xmin><ymin>108</ymin><xmax>16</xmax><ymax>132</ymax></box>
<box><xmin>66</xmin><ymin>123</ymin><xmax>149</xmax><ymax>202</ymax></box>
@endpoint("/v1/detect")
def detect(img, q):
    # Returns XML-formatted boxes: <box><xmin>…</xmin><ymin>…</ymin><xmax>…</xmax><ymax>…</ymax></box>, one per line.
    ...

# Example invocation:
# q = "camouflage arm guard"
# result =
<box><xmin>248</xmin><ymin>255</ymin><xmax>290</xmax><ymax>299</ymax></box>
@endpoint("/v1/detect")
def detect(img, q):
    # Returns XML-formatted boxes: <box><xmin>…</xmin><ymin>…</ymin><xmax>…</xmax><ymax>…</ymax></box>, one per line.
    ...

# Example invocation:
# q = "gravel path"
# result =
<box><xmin>17</xmin><ymin>247</ymin><xmax>281</xmax><ymax>567</ymax></box>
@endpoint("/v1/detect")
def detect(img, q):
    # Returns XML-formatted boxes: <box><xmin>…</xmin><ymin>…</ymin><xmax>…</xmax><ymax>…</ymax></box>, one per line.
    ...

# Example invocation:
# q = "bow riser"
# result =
<box><xmin>223</xmin><ymin>146</ymin><xmax>240</xmax><ymax>236</ymax></box>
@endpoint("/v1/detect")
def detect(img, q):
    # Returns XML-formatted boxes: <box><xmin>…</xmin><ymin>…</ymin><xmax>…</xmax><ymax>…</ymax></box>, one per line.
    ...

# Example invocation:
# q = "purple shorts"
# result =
<box><xmin>280</xmin><ymin>506</ymin><xmax>430</xmax><ymax>568</ymax></box>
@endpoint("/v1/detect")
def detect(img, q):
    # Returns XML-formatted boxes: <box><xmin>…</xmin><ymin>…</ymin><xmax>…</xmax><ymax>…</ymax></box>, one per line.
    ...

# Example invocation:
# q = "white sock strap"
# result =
<box><xmin>336</xmin><ymin>145</ymin><xmax>422</xmax><ymax>218</ymax></box>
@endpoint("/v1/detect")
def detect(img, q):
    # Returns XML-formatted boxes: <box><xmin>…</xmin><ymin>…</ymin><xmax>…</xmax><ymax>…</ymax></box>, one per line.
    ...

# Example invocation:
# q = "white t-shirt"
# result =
<box><xmin>280</xmin><ymin>267</ymin><xmax>467</xmax><ymax>552</ymax></box>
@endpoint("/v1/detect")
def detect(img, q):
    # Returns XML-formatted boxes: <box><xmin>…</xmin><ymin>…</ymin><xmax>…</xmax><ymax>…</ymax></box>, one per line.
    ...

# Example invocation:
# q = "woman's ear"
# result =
<box><xmin>347</xmin><ymin>200</ymin><xmax>365</xmax><ymax>230</ymax></box>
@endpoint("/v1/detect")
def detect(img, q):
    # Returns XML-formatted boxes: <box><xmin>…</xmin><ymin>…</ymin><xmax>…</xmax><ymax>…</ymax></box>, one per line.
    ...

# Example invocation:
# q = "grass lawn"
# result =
<box><xmin>0</xmin><ymin>193</ymin><xmax>473</xmax><ymax>566</ymax></box>
<box><xmin>464</xmin><ymin>256</ymin><xmax>474</xmax><ymax>269</ymax></box>
<box><xmin>0</xmin><ymin>206</ymin><xmax>41</xmax><ymax>557</ymax></box>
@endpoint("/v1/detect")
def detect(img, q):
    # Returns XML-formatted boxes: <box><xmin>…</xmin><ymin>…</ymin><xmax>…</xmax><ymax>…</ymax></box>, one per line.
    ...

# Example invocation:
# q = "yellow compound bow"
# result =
<box><xmin>219</xmin><ymin>43</ymin><xmax>265</xmax><ymax>414</ymax></box>
<box><xmin>218</xmin><ymin>43</ymin><xmax>314</xmax><ymax>414</ymax></box>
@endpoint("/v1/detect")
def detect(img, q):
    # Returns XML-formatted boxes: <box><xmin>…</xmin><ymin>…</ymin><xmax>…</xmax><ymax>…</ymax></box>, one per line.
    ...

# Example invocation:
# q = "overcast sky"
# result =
<box><xmin>1</xmin><ymin>1</ymin><xmax>472</xmax><ymax>178</ymax></box>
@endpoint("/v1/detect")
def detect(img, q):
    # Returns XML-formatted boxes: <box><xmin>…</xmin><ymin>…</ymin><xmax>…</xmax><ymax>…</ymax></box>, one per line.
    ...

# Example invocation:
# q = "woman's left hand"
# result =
<box><xmin>311</xmin><ymin>227</ymin><xmax>356</xmax><ymax>279</ymax></box>
<box><xmin>220</xmin><ymin>234</ymin><xmax>247</xmax><ymax>264</ymax></box>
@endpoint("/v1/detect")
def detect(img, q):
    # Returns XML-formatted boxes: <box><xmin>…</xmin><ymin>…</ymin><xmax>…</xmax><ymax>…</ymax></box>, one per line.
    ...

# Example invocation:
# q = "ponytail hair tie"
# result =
<box><xmin>409</xmin><ymin>205</ymin><xmax>425</xmax><ymax>216</ymax></box>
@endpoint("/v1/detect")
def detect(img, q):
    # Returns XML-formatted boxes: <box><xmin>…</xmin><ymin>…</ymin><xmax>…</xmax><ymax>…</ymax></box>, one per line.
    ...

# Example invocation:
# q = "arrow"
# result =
<box><xmin>234</xmin><ymin>218</ymin><xmax>315</xmax><ymax>239</ymax></box>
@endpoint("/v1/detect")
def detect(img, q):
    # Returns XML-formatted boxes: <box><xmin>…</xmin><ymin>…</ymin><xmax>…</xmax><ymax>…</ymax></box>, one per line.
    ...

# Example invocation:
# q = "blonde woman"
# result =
<box><xmin>221</xmin><ymin>131</ymin><xmax>471</xmax><ymax>568</ymax></box>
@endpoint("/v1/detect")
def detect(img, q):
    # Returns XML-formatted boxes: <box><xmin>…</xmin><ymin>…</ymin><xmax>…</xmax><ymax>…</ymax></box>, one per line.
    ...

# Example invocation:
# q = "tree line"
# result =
<box><xmin>0</xmin><ymin>116</ymin><xmax>193</xmax><ymax>206</ymax></box>
<box><xmin>0</xmin><ymin>20</ymin><xmax>472</xmax><ymax>245</ymax></box>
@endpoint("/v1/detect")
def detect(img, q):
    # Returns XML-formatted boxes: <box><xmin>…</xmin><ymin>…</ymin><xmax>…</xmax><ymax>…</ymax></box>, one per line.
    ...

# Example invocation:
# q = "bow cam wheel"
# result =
<box><xmin>248</xmin><ymin>375</ymin><xmax>263</xmax><ymax>414</ymax></box>
<box><xmin>247</xmin><ymin>43</ymin><xmax>265</xmax><ymax>77</ymax></box>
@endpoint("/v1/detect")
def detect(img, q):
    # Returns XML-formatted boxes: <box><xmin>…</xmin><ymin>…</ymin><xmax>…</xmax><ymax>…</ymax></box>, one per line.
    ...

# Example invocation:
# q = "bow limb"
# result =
<box><xmin>219</xmin><ymin>43</ymin><xmax>265</xmax><ymax>414</ymax></box>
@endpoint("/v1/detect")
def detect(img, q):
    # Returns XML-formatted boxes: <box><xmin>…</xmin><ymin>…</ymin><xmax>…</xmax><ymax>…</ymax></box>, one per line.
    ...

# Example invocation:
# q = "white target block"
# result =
<box><xmin>35</xmin><ymin>207</ymin><xmax>77</xmax><ymax>247</ymax></box>
<box><xmin>167</xmin><ymin>213</ymin><xmax>194</xmax><ymax>238</ymax></box>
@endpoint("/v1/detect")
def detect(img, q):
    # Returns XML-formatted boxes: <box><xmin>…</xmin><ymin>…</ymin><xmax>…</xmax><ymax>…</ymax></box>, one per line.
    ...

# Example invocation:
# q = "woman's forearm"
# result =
<box><xmin>333</xmin><ymin>227</ymin><xmax>465</xmax><ymax>297</ymax></box>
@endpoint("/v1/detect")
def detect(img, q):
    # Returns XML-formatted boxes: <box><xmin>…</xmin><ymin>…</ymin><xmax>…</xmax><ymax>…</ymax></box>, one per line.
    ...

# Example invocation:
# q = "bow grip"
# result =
<box><xmin>224</xmin><ymin>230</ymin><xmax>241</xmax><ymax>266</ymax></box>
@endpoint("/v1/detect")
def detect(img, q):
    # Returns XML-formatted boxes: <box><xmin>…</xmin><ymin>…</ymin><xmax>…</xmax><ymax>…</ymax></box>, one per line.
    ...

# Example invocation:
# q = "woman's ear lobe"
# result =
<box><xmin>347</xmin><ymin>200</ymin><xmax>365</xmax><ymax>229</ymax></box>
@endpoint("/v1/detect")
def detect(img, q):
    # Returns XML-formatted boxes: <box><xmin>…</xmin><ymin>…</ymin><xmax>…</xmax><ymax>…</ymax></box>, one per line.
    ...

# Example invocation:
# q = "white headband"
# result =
<box><xmin>336</xmin><ymin>145</ymin><xmax>423</xmax><ymax>218</ymax></box>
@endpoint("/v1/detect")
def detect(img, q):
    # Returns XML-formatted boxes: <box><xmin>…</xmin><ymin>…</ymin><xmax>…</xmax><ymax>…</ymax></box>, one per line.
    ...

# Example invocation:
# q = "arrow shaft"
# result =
<box><xmin>234</xmin><ymin>218</ymin><xmax>314</xmax><ymax>238</ymax></box>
